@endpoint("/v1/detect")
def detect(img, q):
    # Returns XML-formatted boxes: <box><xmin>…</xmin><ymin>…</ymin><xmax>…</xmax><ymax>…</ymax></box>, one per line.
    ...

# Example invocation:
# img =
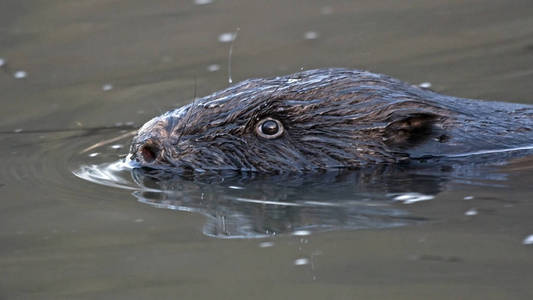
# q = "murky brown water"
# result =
<box><xmin>2</xmin><ymin>0</ymin><xmax>533</xmax><ymax>299</ymax></box>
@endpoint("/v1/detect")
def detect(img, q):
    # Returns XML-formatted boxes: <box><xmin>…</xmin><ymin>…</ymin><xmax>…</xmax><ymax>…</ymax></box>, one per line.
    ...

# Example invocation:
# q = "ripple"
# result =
<box><xmin>69</xmin><ymin>131</ymin><xmax>518</xmax><ymax>239</ymax></box>
<box><xmin>74</xmin><ymin>158</ymin><xmax>430</xmax><ymax>238</ymax></box>
<box><xmin>74</xmin><ymin>160</ymin><xmax>136</xmax><ymax>191</ymax></box>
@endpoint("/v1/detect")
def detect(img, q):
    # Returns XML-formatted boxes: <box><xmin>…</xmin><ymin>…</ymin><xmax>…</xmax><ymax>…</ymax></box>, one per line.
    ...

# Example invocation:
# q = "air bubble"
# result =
<box><xmin>294</xmin><ymin>258</ymin><xmax>309</xmax><ymax>266</ymax></box>
<box><xmin>102</xmin><ymin>84</ymin><xmax>113</xmax><ymax>91</ymax></box>
<box><xmin>393</xmin><ymin>193</ymin><xmax>434</xmax><ymax>204</ymax></box>
<box><xmin>13</xmin><ymin>71</ymin><xmax>27</xmax><ymax>79</ymax></box>
<box><xmin>304</xmin><ymin>31</ymin><xmax>319</xmax><ymax>40</ymax></box>
<box><xmin>207</xmin><ymin>64</ymin><xmax>220</xmax><ymax>72</ymax></box>
<box><xmin>418</xmin><ymin>82</ymin><xmax>432</xmax><ymax>89</ymax></box>
<box><xmin>464</xmin><ymin>208</ymin><xmax>478</xmax><ymax>216</ymax></box>
<box><xmin>218</xmin><ymin>32</ymin><xmax>236</xmax><ymax>43</ymax></box>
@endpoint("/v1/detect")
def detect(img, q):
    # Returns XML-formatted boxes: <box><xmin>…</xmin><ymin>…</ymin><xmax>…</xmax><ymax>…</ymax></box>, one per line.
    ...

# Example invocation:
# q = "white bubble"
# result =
<box><xmin>463</xmin><ymin>196</ymin><xmax>474</xmax><ymax>200</ymax></box>
<box><xmin>207</xmin><ymin>64</ymin><xmax>220</xmax><ymax>72</ymax></box>
<box><xmin>292</xmin><ymin>230</ymin><xmax>311</xmax><ymax>236</ymax></box>
<box><xmin>523</xmin><ymin>235</ymin><xmax>533</xmax><ymax>245</ymax></box>
<box><xmin>0</xmin><ymin>58</ymin><xmax>5</xmax><ymax>67</ymax></box>
<box><xmin>13</xmin><ymin>128</ymin><xmax>23</xmax><ymax>133</ymax></box>
<box><xmin>259</xmin><ymin>241</ymin><xmax>274</xmax><ymax>248</ymax></box>
<box><xmin>228</xmin><ymin>185</ymin><xmax>245</xmax><ymax>190</ymax></box>
<box><xmin>218</xmin><ymin>32</ymin><xmax>236</xmax><ymax>43</ymax></box>
<box><xmin>294</xmin><ymin>258</ymin><xmax>309</xmax><ymax>266</ymax></box>
<box><xmin>194</xmin><ymin>0</ymin><xmax>212</xmax><ymax>5</ymax></box>
<box><xmin>102</xmin><ymin>84</ymin><xmax>113</xmax><ymax>91</ymax></box>
<box><xmin>393</xmin><ymin>193</ymin><xmax>434</xmax><ymax>204</ymax></box>
<box><xmin>88</xmin><ymin>152</ymin><xmax>99</xmax><ymax>157</ymax></box>
<box><xmin>13</xmin><ymin>71</ymin><xmax>27</xmax><ymax>79</ymax></box>
<box><xmin>418</xmin><ymin>82</ymin><xmax>432</xmax><ymax>89</ymax></box>
<box><xmin>464</xmin><ymin>208</ymin><xmax>478</xmax><ymax>216</ymax></box>
<box><xmin>134</xmin><ymin>218</ymin><xmax>144</xmax><ymax>223</ymax></box>
<box><xmin>110</xmin><ymin>144</ymin><xmax>123</xmax><ymax>149</ymax></box>
<box><xmin>304</xmin><ymin>31</ymin><xmax>319</xmax><ymax>40</ymax></box>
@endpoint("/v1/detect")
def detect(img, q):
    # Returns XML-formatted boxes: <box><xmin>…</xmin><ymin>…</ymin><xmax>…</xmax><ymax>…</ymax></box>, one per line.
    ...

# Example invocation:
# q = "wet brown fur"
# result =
<box><xmin>130</xmin><ymin>68</ymin><xmax>533</xmax><ymax>173</ymax></box>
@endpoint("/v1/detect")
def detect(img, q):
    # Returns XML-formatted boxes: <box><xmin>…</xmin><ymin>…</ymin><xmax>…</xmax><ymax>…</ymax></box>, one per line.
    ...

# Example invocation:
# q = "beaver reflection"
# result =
<box><xmin>129</xmin><ymin>162</ymin><xmax>506</xmax><ymax>238</ymax></box>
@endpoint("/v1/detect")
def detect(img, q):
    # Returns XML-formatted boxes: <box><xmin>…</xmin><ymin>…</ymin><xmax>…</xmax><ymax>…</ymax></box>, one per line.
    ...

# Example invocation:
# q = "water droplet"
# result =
<box><xmin>463</xmin><ymin>196</ymin><xmax>474</xmax><ymax>200</ymax></box>
<box><xmin>89</xmin><ymin>152</ymin><xmax>99</xmax><ymax>157</ymax></box>
<box><xmin>13</xmin><ymin>128</ymin><xmax>23</xmax><ymax>133</ymax></box>
<box><xmin>292</xmin><ymin>230</ymin><xmax>311</xmax><ymax>236</ymax></box>
<box><xmin>304</xmin><ymin>31</ymin><xmax>319</xmax><ymax>40</ymax></box>
<box><xmin>194</xmin><ymin>0</ymin><xmax>213</xmax><ymax>5</ymax></box>
<box><xmin>464</xmin><ymin>208</ymin><xmax>478</xmax><ymax>216</ymax></box>
<box><xmin>218</xmin><ymin>32</ymin><xmax>236</xmax><ymax>43</ymax></box>
<box><xmin>102</xmin><ymin>84</ymin><xmax>113</xmax><ymax>91</ymax></box>
<box><xmin>228</xmin><ymin>185</ymin><xmax>244</xmax><ymax>190</ymax></box>
<box><xmin>523</xmin><ymin>235</ymin><xmax>533</xmax><ymax>245</ymax></box>
<box><xmin>110</xmin><ymin>144</ymin><xmax>123</xmax><ymax>149</ymax></box>
<box><xmin>393</xmin><ymin>193</ymin><xmax>434</xmax><ymax>204</ymax></box>
<box><xmin>294</xmin><ymin>258</ymin><xmax>309</xmax><ymax>266</ymax></box>
<box><xmin>418</xmin><ymin>82</ymin><xmax>432</xmax><ymax>88</ymax></box>
<box><xmin>13</xmin><ymin>71</ymin><xmax>27</xmax><ymax>79</ymax></box>
<box><xmin>259</xmin><ymin>241</ymin><xmax>274</xmax><ymax>248</ymax></box>
<box><xmin>207</xmin><ymin>64</ymin><xmax>220</xmax><ymax>72</ymax></box>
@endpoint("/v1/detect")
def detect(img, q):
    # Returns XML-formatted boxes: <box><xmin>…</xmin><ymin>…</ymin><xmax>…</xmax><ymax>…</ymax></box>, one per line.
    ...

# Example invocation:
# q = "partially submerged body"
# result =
<box><xmin>129</xmin><ymin>68</ymin><xmax>533</xmax><ymax>173</ymax></box>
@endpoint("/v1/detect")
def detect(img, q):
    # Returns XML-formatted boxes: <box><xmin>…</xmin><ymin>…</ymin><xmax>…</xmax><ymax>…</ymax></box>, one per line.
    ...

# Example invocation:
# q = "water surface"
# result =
<box><xmin>2</xmin><ymin>0</ymin><xmax>533</xmax><ymax>299</ymax></box>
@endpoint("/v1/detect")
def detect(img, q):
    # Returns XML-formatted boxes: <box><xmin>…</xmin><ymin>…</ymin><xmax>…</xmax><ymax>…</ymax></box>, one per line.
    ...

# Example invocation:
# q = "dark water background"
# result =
<box><xmin>2</xmin><ymin>0</ymin><xmax>533</xmax><ymax>299</ymax></box>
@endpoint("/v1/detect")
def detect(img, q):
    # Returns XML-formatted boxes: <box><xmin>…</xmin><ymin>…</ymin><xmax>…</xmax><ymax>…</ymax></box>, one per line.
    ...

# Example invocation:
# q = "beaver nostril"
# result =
<box><xmin>140</xmin><ymin>143</ymin><xmax>160</xmax><ymax>163</ymax></box>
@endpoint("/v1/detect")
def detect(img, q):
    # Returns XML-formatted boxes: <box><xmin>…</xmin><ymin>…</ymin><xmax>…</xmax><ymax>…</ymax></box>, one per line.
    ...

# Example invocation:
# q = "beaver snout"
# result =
<box><xmin>131</xmin><ymin>117</ymin><xmax>175</xmax><ymax>165</ymax></box>
<box><xmin>139</xmin><ymin>141</ymin><xmax>161</xmax><ymax>163</ymax></box>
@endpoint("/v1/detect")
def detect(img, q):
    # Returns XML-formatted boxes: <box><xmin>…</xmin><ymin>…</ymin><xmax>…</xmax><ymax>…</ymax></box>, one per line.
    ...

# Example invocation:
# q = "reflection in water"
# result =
<box><xmin>75</xmin><ymin>158</ymin><xmax>509</xmax><ymax>239</ymax></box>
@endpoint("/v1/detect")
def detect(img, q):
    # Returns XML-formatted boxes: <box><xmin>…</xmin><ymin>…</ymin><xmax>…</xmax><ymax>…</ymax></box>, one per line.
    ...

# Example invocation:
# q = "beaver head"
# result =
<box><xmin>129</xmin><ymin>68</ymin><xmax>458</xmax><ymax>173</ymax></box>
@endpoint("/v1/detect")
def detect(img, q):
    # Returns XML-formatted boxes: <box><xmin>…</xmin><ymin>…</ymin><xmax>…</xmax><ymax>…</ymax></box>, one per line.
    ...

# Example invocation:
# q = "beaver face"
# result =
<box><xmin>129</xmin><ymin>68</ymin><xmax>455</xmax><ymax>173</ymax></box>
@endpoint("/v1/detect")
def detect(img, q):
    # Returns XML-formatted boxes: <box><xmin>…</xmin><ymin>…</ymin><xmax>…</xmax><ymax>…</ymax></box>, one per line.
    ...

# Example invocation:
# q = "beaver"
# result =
<box><xmin>129</xmin><ymin>68</ymin><xmax>533</xmax><ymax>173</ymax></box>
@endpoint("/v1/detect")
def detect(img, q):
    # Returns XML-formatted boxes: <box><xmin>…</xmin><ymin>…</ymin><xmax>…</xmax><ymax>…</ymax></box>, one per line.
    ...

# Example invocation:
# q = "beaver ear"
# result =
<box><xmin>383</xmin><ymin>112</ymin><xmax>443</xmax><ymax>148</ymax></box>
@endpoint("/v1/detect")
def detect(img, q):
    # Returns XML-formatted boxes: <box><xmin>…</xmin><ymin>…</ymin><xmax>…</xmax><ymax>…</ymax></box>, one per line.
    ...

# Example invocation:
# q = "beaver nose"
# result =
<box><xmin>139</xmin><ymin>140</ymin><xmax>161</xmax><ymax>163</ymax></box>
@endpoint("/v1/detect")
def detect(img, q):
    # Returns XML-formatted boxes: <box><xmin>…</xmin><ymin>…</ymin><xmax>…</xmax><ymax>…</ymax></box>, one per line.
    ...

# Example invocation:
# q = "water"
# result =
<box><xmin>2</xmin><ymin>0</ymin><xmax>533</xmax><ymax>299</ymax></box>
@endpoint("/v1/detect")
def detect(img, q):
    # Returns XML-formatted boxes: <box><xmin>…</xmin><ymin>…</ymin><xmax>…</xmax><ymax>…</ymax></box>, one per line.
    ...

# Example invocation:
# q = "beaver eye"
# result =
<box><xmin>256</xmin><ymin>117</ymin><xmax>284</xmax><ymax>139</ymax></box>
